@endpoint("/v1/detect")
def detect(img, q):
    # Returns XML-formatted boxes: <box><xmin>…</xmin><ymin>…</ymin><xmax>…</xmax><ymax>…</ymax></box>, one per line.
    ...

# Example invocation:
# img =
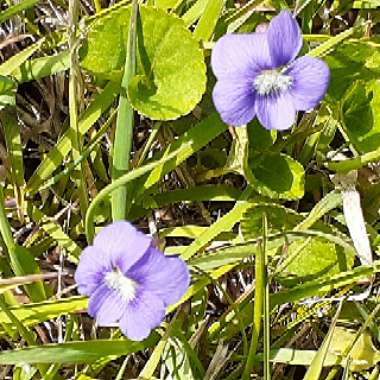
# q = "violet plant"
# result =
<box><xmin>75</xmin><ymin>221</ymin><xmax>189</xmax><ymax>341</ymax></box>
<box><xmin>211</xmin><ymin>11</ymin><xmax>330</xmax><ymax>130</ymax></box>
<box><xmin>0</xmin><ymin>1</ymin><xmax>379</xmax><ymax>379</ymax></box>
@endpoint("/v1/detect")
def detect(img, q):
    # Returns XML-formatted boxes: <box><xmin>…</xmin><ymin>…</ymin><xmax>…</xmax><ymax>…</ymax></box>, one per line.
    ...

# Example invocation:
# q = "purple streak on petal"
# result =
<box><xmin>212</xmin><ymin>79</ymin><xmax>256</xmax><ymax>126</ymax></box>
<box><xmin>88</xmin><ymin>283</ymin><xmax>112</xmax><ymax>318</ymax></box>
<box><xmin>255</xmin><ymin>92</ymin><xmax>296</xmax><ymax>130</ymax></box>
<box><xmin>267</xmin><ymin>11</ymin><xmax>302</xmax><ymax>67</ymax></box>
<box><xmin>211</xmin><ymin>33</ymin><xmax>272</xmax><ymax>80</ymax></box>
<box><xmin>88</xmin><ymin>284</ymin><xmax>125</xmax><ymax>326</ymax></box>
<box><xmin>74</xmin><ymin>246</ymin><xmax>111</xmax><ymax>296</ymax></box>
<box><xmin>286</xmin><ymin>56</ymin><xmax>330</xmax><ymax>111</ymax></box>
<box><xmin>120</xmin><ymin>291</ymin><xmax>165</xmax><ymax>341</ymax></box>
<box><xmin>128</xmin><ymin>247</ymin><xmax>189</xmax><ymax>306</ymax></box>
<box><xmin>93</xmin><ymin>221</ymin><xmax>151</xmax><ymax>273</ymax></box>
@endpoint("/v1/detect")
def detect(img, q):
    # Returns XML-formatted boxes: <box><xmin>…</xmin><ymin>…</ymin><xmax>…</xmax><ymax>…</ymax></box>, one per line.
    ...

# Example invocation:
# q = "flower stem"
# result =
<box><xmin>86</xmin><ymin>143</ymin><xmax>189</xmax><ymax>243</ymax></box>
<box><xmin>242</xmin><ymin>213</ymin><xmax>267</xmax><ymax>380</ymax></box>
<box><xmin>111</xmin><ymin>0</ymin><xmax>138</xmax><ymax>221</ymax></box>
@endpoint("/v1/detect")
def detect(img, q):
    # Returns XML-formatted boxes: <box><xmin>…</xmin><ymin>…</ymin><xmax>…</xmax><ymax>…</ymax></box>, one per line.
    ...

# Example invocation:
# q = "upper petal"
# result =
<box><xmin>119</xmin><ymin>290</ymin><xmax>165</xmax><ymax>341</ymax></box>
<box><xmin>255</xmin><ymin>92</ymin><xmax>296</xmax><ymax>131</ymax></box>
<box><xmin>94</xmin><ymin>221</ymin><xmax>152</xmax><ymax>273</ymax></box>
<box><xmin>267</xmin><ymin>11</ymin><xmax>302</xmax><ymax>67</ymax></box>
<box><xmin>212</xmin><ymin>79</ymin><xmax>256</xmax><ymax>126</ymax></box>
<box><xmin>286</xmin><ymin>56</ymin><xmax>330</xmax><ymax>111</ymax></box>
<box><xmin>127</xmin><ymin>247</ymin><xmax>189</xmax><ymax>306</ymax></box>
<box><xmin>211</xmin><ymin>33</ymin><xmax>272</xmax><ymax>80</ymax></box>
<box><xmin>74</xmin><ymin>246</ymin><xmax>112</xmax><ymax>296</ymax></box>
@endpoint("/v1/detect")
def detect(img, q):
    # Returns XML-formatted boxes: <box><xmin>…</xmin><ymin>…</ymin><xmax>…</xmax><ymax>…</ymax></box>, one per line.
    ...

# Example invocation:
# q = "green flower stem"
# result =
<box><xmin>86</xmin><ymin>143</ymin><xmax>190</xmax><ymax>243</ymax></box>
<box><xmin>325</xmin><ymin>147</ymin><xmax>380</xmax><ymax>172</ymax></box>
<box><xmin>263</xmin><ymin>215</ymin><xmax>271</xmax><ymax>380</ymax></box>
<box><xmin>242</xmin><ymin>215</ymin><xmax>266</xmax><ymax>380</ymax></box>
<box><xmin>111</xmin><ymin>0</ymin><xmax>138</xmax><ymax>221</ymax></box>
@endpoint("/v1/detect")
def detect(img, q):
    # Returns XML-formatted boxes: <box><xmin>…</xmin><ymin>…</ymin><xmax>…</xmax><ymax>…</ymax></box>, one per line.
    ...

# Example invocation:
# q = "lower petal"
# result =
<box><xmin>286</xmin><ymin>56</ymin><xmax>330</xmax><ymax>111</ymax></box>
<box><xmin>119</xmin><ymin>291</ymin><xmax>165</xmax><ymax>341</ymax></box>
<box><xmin>88</xmin><ymin>284</ymin><xmax>111</xmax><ymax>318</ymax></box>
<box><xmin>128</xmin><ymin>247</ymin><xmax>189</xmax><ymax>306</ymax></box>
<box><xmin>92</xmin><ymin>288</ymin><xmax>125</xmax><ymax>326</ymax></box>
<box><xmin>255</xmin><ymin>92</ymin><xmax>296</xmax><ymax>131</ymax></box>
<box><xmin>213</xmin><ymin>79</ymin><xmax>256</xmax><ymax>126</ymax></box>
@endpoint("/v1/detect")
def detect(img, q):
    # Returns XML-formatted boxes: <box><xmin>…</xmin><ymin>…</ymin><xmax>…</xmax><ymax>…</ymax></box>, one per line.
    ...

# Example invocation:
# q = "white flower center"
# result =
<box><xmin>104</xmin><ymin>269</ymin><xmax>137</xmax><ymax>302</ymax></box>
<box><xmin>253</xmin><ymin>70</ymin><xmax>292</xmax><ymax>96</ymax></box>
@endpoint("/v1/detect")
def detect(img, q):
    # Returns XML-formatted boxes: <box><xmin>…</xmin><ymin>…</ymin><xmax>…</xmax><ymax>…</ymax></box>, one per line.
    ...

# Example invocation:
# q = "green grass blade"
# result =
<box><xmin>0</xmin><ymin>297</ymin><xmax>87</xmax><ymax>334</ymax></box>
<box><xmin>139</xmin><ymin>113</ymin><xmax>227</xmax><ymax>194</ymax></box>
<box><xmin>243</xmin><ymin>214</ymin><xmax>266</xmax><ymax>380</ymax></box>
<box><xmin>294</xmin><ymin>191</ymin><xmax>342</xmax><ymax>231</ymax></box>
<box><xmin>26</xmin><ymin>81</ymin><xmax>120</xmax><ymax>194</ymax></box>
<box><xmin>0</xmin><ymin>0</ymin><xmax>39</xmax><ymax>23</ymax></box>
<box><xmin>0</xmin><ymin>338</ymin><xmax>158</xmax><ymax>365</ymax></box>
<box><xmin>0</xmin><ymin>297</ymin><xmax>48</xmax><ymax>376</ymax></box>
<box><xmin>12</xmin><ymin>51</ymin><xmax>70</xmax><ymax>83</ymax></box>
<box><xmin>28</xmin><ymin>206</ymin><xmax>81</xmax><ymax>263</ymax></box>
<box><xmin>0</xmin><ymin>39</ymin><xmax>43</xmax><ymax>76</ymax></box>
<box><xmin>68</xmin><ymin>0</ymin><xmax>89</xmax><ymax>219</ymax></box>
<box><xmin>303</xmin><ymin>302</ymin><xmax>342</xmax><ymax>380</ymax></box>
<box><xmin>37</xmin><ymin>109</ymin><xmax>116</xmax><ymax>193</ymax></box>
<box><xmin>193</xmin><ymin>0</ymin><xmax>225</xmax><ymax>41</ymax></box>
<box><xmin>307</xmin><ymin>27</ymin><xmax>355</xmax><ymax>58</ymax></box>
<box><xmin>111</xmin><ymin>0</ymin><xmax>138</xmax><ymax>220</ymax></box>
<box><xmin>0</xmin><ymin>189</ymin><xmax>46</xmax><ymax>302</ymax></box>
<box><xmin>85</xmin><ymin>140</ymin><xmax>195</xmax><ymax>242</ymax></box>
<box><xmin>0</xmin><ymin>110</ymin><xmax>25</xmax><ymax>221</ymax></box>
<box><xmin>182</xmin><ymin>0</ymin><xmax>208</xmax><ymax>27</ymax></box>
<box><xmin>181</xmin><ymin>187</ymin><xmax>252</xmax><ymax>261</ymax></box>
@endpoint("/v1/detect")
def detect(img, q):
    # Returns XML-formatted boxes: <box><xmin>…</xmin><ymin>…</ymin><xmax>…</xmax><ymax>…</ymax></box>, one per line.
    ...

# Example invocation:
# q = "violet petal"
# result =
<box><xmin>88</xmin><ymin>283</ymin><xmax>114</xmax><ymax>320</ymax></box>
<box><xmin>255</xmin><ymin>92</ymin><xmax>296</xmax><ymax>130</ymax></box>
<box><xmin>211</xmin><ymin>33</ymin><xmax>272</xmax><ymax>80</ymax></box>
<box><xmin>128</xmin><ymin>247</ymin><xmax>189</xmax><ymax>306</ymax></box>
<box><xmin>120</xmin><ymin>290</ymin><xmax>165</xmax><ymax>341</ymax></box>
<box><xmin>267</xmin><ymin>11</ymin><xmax>302</xmax><ymax>67</ymax></box>
<box><xmin>212</xmin><ymin>79</ymin><xmax>256</xmax><ymax>126</ymax></box>
<box><xmin>287</xmin><ymin>56</ymin><xmax>330</xmax><ymax>111</ymax></box>
<box><xmin>93</xmin><ymin>221</ymin><xmax>151</xmax><ymax>273</ymax></box>
<box><xmin>94</xmin><ymin>291</ymin><xmax>125</xmax><ymax>326</ymax></box>
<box><xmin>74</xmin><ymin>246</ymin><xmax>111</xmax><ymax>296</ymax></box>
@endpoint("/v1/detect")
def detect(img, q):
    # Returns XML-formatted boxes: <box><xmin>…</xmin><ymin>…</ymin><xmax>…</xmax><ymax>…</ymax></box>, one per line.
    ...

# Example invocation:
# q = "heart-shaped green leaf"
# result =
<box><xmin>81</xmin><ymin>5</ymin><xmax>206</xmax><ymax>120</ymax></box>
<box><xmin>245</xmin><ymin>152</ymin><xmax>305</xmax><ymax>200</ymax></box>
<box><xmin>342</xmin><ymin>79</ymin><xmax>380</xmax><ymax>153</ymax></box>
<box><xmin>280</xmin><ymin>238</ymin><xmax>355</xmax><ymax>286</ymax></box>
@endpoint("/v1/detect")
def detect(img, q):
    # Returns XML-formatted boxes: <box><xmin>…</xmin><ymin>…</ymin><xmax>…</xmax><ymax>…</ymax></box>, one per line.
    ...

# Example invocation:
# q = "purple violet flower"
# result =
<box><xmin>75</xmin><ymin>221</ymin><xmax>190</xmax><ymax>341</ymax></box>
<box><xmin>211</xmin><ymin>10</ymin><xmax>330</xmax><ymax>130</ymax></box>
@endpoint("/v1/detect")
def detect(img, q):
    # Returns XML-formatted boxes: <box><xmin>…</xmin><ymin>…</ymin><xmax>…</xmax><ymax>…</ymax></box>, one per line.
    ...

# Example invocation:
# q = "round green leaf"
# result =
<box><xmin>241</xmin><ymin>204</ymin><xmax>301</xmax><ymax>239</ymax></box>
<box><xmin>342</xmin><ymin>79</ymin><xmax>380</xmax><ymax>153</ymax></box>
<box><xmin>80</xmin><ymin>5</ymin><xmax>206</xmax><ymax>120</ymax></box>
<box><xmin>279</xmin><ymin>238</ymin><xmax>355</xmax><ymax>286</ymax></box>
<box><xmin>245</xmin><ymin>152</ymin><xmax>305</xmax><ymax>200</ymax></box>
<box><xmin>325</xmin><ymin>39</ymin><xmax>380</xmax><ymax>101</ymax></box>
